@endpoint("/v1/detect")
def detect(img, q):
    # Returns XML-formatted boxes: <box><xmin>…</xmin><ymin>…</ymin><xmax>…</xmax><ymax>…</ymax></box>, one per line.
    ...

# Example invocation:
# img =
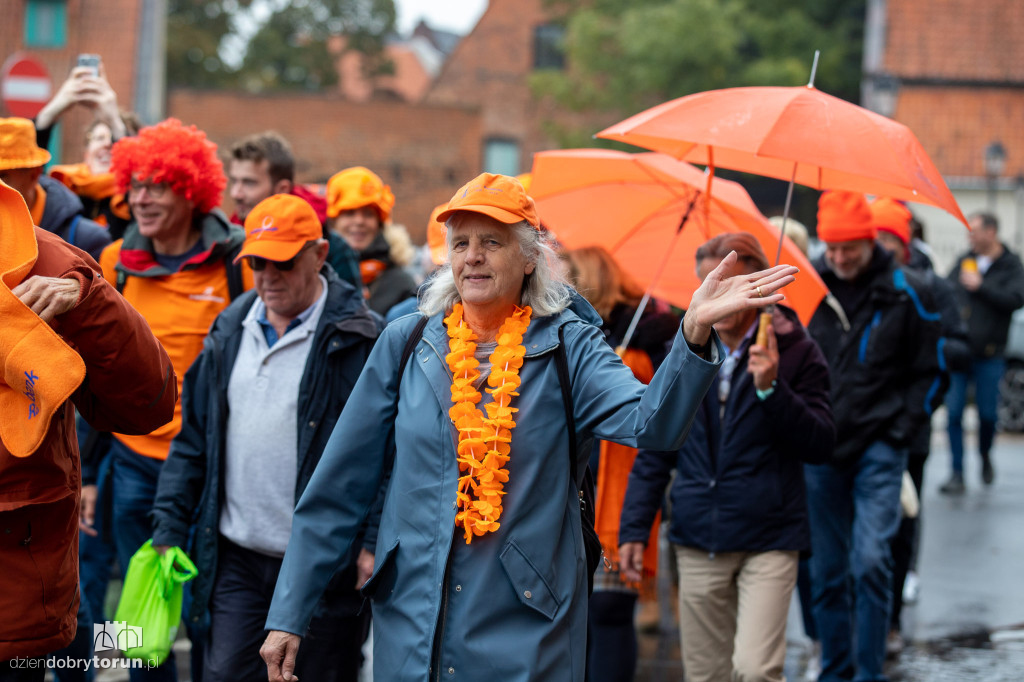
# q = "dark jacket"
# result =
<box><xmin>809</xmin><ymin>246</ymin><xmax>944</xmax><ymax>464</ymax></box>
<box><xmin>149</xmin><ymin>267</ymin><xmax>382</xmax><ymax>633</ymax></box>
<box><xmin>360</xmin><ymin>232</ymin><xmax>417</xmax><ymax>315</ymax></box>
<box><xmin>948</xmin><ymin>246</ymin><xmax>1024</xmax><ymax>358</ymax></box>
<box><xmin>1</xmin><ymin>229</ymin><xmax>174</xmax><ymax>659</ymax></box>
<box><xmin>619</xmin><ymin>305</ymin><xmax>834</xmax><ymax>554</ymax></box>
<box><xmin>37</xmin><ymin>175</ymin><xmax>111</xmax><ymax>262</ymax></box>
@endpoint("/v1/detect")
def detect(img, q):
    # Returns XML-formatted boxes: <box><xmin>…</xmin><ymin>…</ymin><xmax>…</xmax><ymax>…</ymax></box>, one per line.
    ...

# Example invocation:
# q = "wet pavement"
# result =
<box><xmin>636</xmin><ymin>413</ymin><xmax>1024</xmax><ymax>681</ymax></box>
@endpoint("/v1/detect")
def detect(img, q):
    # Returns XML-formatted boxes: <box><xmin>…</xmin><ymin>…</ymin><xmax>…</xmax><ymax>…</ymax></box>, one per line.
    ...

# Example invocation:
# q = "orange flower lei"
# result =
<box><xmin>444</xmin><ymin>302</ymin><xmax>532</xmax><ymax>543</ymax></box>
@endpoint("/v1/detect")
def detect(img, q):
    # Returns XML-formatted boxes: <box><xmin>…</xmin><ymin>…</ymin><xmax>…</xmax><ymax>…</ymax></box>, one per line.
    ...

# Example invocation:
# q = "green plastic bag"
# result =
<box><xmin>113</xmin><ymin>539</ymin><xmax>198</xmax><ymax>667</ymax></box>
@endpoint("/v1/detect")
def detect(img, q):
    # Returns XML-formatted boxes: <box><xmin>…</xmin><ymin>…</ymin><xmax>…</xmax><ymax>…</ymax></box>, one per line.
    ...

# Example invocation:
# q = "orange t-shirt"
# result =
<box><xmin>99</xmin><ymin>241</ymin><xmax>253</xmax><ymax>459</ymax></box>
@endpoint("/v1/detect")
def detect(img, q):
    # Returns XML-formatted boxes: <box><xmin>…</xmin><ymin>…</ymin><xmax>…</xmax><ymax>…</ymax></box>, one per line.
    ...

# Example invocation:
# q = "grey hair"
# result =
<box><xmin>418</xmin><ymin>217</ymin><xmax>573</xmax><ymax>318</ymax></box>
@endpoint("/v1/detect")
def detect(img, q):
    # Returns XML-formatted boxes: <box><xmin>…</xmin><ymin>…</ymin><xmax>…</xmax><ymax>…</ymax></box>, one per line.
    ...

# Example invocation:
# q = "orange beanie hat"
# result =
<box><xmin>817</xmin><ymin>191</ymin><xmax>876</xmax><ymax>243</ymax></box>
<box><xmin>870</xmin><ymin>197</ymin><xmax>912</xmax><ymax>247</ymax></box>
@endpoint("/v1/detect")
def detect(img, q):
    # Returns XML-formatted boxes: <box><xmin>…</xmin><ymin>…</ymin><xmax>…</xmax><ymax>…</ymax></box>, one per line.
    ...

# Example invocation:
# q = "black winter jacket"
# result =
<box><xmin>809</xmin><ymin>246</ymin><xmax>944</xmax><ymax>464</ymax></box>
<box><xmin>37</xmin><ymin>175</ymin><xmax>110</xmax><ymax>261</ymax></box>
<box><xmin>619</xmin><ymin>305</ymin><xmax>834</xmax><ymax>554</ymax></box>
<box><xmin>948</xmin><ymin>246</ymin><xmax>1024</xmax><ymax>359</ymax></box>
<box><xmin>150</xmin><ymin>268</ymin><xmax>383</xmax><ymax>633</ymax></box>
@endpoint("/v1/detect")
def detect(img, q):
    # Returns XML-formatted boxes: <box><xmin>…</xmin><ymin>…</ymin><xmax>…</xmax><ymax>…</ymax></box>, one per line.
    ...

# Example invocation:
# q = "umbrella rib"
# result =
<box><xmin>609</xmin><ymin>193</ymin><xmax>700</xmax><ymax>254</ymax></box>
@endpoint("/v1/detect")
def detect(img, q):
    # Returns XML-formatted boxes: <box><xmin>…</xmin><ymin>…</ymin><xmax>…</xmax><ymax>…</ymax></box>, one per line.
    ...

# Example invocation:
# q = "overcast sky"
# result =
<box><xmin>394</xmin><ymin>0</ymin><xmax>488</xmax><ymax>34</ymax></box>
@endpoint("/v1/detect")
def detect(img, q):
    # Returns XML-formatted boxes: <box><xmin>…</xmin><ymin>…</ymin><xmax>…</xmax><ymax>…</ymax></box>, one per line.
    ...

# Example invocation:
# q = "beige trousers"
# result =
<box><xmin>674</xmin><ymin>546</ymin><xmax>798</xmax><ymax>682</ymax></box>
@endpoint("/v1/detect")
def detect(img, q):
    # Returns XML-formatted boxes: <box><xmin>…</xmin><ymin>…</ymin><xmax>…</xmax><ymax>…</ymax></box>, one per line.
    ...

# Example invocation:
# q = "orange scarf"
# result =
<box><xmin>595</xmin><ymin>348</ymin><xmax>660</xmax><ymax>585</ymax></box>
<box><xmin>49</xmin><ymin>164</ymin><xmax>130</xmax><ymax>225</ymax></box>
<box><xmin>0</xmin><ymin>182</ymin><xmax>86</xmax><ymax>457</ymax></box>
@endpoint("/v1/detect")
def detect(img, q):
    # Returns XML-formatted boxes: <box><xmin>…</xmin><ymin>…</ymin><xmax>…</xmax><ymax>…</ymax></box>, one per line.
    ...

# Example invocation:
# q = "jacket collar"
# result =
<box><xmin>419</xmin><ymin>290</ymin><xmax>602</xmax><ymax>362</ymax></box>
<box><xmin>116</xmin><ymin>209</ymin><xmax>244</xmax><ymax>278</ymax></box>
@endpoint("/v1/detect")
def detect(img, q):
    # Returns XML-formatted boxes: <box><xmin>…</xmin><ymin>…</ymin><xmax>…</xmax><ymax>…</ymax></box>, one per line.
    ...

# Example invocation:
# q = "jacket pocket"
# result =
<box><xmin>360</xmin><ymin>537</ymin><xmax>399</xmax><ymax>601</ymax></box>
<box><xmin>499</xmin><ymin>539</ymin><xmax>561</xmax><ymax>621</ymax></box>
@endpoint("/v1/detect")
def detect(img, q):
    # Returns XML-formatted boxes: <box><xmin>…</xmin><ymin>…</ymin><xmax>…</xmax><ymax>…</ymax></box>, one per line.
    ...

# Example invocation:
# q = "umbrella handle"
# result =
<box><xmin>756</xmin><ymin>311</ymin><xmax>772</xmax><ymax>347</ymax></box>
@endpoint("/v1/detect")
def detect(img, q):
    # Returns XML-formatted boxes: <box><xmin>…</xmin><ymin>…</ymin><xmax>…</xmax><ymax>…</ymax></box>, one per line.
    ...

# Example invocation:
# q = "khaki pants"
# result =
<box><xmin>675</xmin><ymin>546</ymin><xmax>798</xmax><ymax>682</ymax></box>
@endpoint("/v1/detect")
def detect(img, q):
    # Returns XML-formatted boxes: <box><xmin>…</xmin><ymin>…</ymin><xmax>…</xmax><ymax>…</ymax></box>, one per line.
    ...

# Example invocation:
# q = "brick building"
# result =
<box><xmin>863</xmin><ymin>0</ymin><xmax>1024</xmax><ymax>270</ymax></box>
<box><xmin>2</xmin><ymin>0</ymin><xmax>164</xmax><ymax>164</ymax></box>
<box><xmin>168</xmin><ymin>89</ymin><xmax>481</xmax><ymax>242</ymax></box>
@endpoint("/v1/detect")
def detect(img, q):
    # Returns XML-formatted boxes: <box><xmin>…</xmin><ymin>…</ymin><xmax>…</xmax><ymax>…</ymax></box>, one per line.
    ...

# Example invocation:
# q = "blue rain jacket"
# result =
<box><xmin>265</xmin><ymin>298</ymin><xmax>722</xmax><ymax>681</ymax></box>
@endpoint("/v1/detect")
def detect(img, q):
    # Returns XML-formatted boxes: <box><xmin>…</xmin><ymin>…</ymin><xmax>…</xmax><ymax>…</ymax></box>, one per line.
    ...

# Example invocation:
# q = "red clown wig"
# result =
<box><xmin>111</xmin><ymin>118</ymin><xmax>225</xmax><ymax>213</ymax></box>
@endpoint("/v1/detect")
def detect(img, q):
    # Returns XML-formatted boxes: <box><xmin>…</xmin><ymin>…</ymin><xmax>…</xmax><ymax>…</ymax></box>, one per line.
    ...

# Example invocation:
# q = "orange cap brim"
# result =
<box><xmin>435</xmin><ymin>205</ymin><xmax>538</xmax><ymax>227</ymax></box>
<box><xmin>233</xmin><ymin>240</ymin><xmax>306</xmax><ymax>264</ymax></box>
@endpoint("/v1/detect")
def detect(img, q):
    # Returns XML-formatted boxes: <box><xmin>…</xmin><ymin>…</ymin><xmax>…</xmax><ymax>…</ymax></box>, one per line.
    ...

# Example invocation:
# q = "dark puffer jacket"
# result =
<box><xmin>619</xmin><ymin>305</ymin><xmax>834</xmax><ymax>554</ymax></box>
<box><xmin>809</xmin><ymin>245</ymin><xmax>945</xmax><ymax>464</ymax></box>
<box><xmin>149</xmin><ymin>267</ymin><xmax>383</xmax><ymax>634</ymax></box>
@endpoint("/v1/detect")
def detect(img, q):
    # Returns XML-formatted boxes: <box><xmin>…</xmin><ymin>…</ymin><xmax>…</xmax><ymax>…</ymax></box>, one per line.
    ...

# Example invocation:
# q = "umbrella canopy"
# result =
<box><xmin>530</xmin><ymin>148</ymin><xmax>827</xmax><ymax>324</ymax></box>
<box><xmin>596</xmin><ymin>85</ymin><xmax>969</xmax><ymax>227</ymax></box>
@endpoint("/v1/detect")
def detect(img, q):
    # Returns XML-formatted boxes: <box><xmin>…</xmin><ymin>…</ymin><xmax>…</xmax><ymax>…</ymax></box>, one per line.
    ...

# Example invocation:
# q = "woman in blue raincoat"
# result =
<box><xmin>261</xmin><ymin>173</ymin><xmax>797</xmax><ymax>682</ymax></box>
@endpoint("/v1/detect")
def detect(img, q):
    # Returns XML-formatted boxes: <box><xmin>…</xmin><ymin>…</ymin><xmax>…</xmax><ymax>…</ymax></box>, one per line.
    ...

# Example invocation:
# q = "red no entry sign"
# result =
<box><xmin>2</xmin><ymin>54</ymin><xmax>53</xmax><ymax>119</ymax></box>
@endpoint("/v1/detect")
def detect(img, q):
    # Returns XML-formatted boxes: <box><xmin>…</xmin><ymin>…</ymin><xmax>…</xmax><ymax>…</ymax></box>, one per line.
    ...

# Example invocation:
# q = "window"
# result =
<box><xmin>24</xmin><ymin>0</ymin><xmax>67</xmax><ymax>48</ymax></box>
<box><xmin>533</xmin><ymin>24</ymin><xmax>565</xmax><ymax>71</ymax></box>
<box><xmin>483</xmin><ymin>139</ymin><xmax>520</xmax><ymax>177</ymax></box>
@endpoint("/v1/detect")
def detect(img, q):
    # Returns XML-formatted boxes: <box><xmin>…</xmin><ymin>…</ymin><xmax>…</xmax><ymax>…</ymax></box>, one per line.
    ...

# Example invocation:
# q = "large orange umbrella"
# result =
<box><xmin>530</xmin><ymin>148</ymin><xmax>827</xmax><ymax>324</ymax></box>
<box><xmin>596</xmin><ymin>83</ymin><xmax>969</xmax><ymax>228</ymax></box>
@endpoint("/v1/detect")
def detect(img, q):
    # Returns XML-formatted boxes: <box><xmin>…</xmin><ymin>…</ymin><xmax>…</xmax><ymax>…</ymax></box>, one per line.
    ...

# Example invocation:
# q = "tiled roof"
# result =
<box><xmin>894</xmin><ymin>87</ymin><xmax>1024</xmax><ymax>178</ymax></box>
<box><xmin>884</xmin><ymin>0</ymin><xmax>1024</xmax><ymax>81</ymax></box>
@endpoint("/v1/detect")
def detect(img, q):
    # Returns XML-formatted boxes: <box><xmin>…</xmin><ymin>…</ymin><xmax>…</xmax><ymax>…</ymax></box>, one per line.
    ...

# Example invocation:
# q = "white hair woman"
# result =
<box><xmin>261</xmin><ymin>173</ymin><xmax>797</xmax><ymax>682</ymax></box>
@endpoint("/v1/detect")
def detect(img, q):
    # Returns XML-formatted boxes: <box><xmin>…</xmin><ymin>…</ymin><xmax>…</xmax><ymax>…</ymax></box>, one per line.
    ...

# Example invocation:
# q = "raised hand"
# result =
<box><xmin>683</xmin><ymin>251</ymin><xmax>796</xmax><ymax>346</ymax></box>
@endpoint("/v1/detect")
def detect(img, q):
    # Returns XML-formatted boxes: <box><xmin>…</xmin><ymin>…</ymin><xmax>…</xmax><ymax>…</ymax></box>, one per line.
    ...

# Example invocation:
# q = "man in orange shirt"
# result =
<box><xmin>94</xmin><ymin>118</ymin><xmax>251</xmax><ymax>682</ymax></box>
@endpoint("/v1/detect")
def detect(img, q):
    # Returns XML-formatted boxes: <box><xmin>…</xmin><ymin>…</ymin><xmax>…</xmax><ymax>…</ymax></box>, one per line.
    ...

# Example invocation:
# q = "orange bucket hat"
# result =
<box><xmin>436</xmin><ymin>173</ymin><xmax>540</xmax><ymax>227</ymax></box>
<box><xmin>235</xmin><ymin>194</ymin><xmax>323</xmax><ymax>263</ymax></box>
<box><xmin>0</xmin><ymin>118</ymin><xmax>52</xmax><ymax>171</ymax></box>
<box><xmin>0</xmin><ymin>180</ymin><xmax>86</xmax><ymax>457</ymax></box>
<box><xmin>870</xmin><ymin>197</ymin><xmax>912</xmax><ymax>247</ymax></box>
<box><xmin>326</xmin><ymin>166</ymin><xmax>395</xmax><ymax>222</ymax></box>
<box><xmin>816</xmin><ymin>190</ymin><xmax>876</xmax><ymax>243</ymax></box>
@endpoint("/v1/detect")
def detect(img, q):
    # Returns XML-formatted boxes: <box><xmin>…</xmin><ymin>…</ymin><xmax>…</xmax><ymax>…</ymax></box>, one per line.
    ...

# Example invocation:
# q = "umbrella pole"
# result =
<box><xmin>759</xmin><ymin>161</ymin><xmax>800</xmax><ymax>346</ymax></box>
<box><xmin>616</xmin><ymin>194</ymin><xmax>700</xmax><ymax>354</ymax></box>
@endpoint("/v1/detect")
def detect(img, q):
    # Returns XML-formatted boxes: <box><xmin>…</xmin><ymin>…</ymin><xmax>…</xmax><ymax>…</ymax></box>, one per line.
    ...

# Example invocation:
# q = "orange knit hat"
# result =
<box><xmin>816</xmin><ymin>191</ymin><xmax>876</xmax><ymax>243</ymax></box>
<box><xmin>436</xmin><ymin>173</ymin><xmax>540</xmax><ymax>227</ymax></box>
<box><xmin>870</xmin><ymin>197</ymin><xmax>912</xmax><ymax>247</ymax></box>
<box><xmin>0</xmin><ymin>118</ymin><xmax>51</xmax><ymax>170</ymax></box>
<box><xmin>326</xmin><ymin>166</ymin><xmax>395</xmax><ymax>221</ymax></box>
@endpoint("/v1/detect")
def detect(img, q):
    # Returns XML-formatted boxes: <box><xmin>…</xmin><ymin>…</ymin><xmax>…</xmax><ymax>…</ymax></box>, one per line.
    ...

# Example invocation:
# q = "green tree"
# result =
<box><xmin>532</xmin><ymin>0</ymin><xmax>865</xmax><ymax>143</ymax></box>
<box><xmin>167</xmin><ymin>0</ymin><xmax>249</xmax><ymax>88</ymax></box>
<box><xmin>166</xmin><ymin>0</ymin><xmax>396</xmax><ymax>92</ymax></box>
<box><xmin>236</xmin><ymin>0</ymin><xmax>396</xmax><ymax>92</ymax></box>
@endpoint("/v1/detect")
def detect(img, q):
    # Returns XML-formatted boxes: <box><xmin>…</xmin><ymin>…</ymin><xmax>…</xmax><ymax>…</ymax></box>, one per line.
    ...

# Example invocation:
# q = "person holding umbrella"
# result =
<box><xmin>804</xmin><ymin>191</ymin><xmax>944</xmax><ymax>682</ymax></box>
<box><xmin>260</xmin><ymin>173</ymin><xmax>797</xmax><ymax>682</ymax></box>
<box><xmin>618</xmin><ymin>233</ymin><xmax>834</xmax><ymax>682</ymax></box>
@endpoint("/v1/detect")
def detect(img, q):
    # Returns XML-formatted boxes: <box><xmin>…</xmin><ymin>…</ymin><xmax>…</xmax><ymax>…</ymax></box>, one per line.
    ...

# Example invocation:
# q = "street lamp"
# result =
<box><xmin>985</xmin><ymin>141</ymin><xmax>1007</xmax><ymax>211</ymax></box>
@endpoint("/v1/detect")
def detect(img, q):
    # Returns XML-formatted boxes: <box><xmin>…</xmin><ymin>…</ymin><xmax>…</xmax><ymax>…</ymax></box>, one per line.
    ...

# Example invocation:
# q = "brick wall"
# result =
<box><xmin>168</xmin><ymin>89</ymin><xmax>482</xmax><ymax>242</ymax></box>
<box><xmin>2</xmin><ymin>0</ymin><xmax>139</xmax><ymax>164</ymax></box>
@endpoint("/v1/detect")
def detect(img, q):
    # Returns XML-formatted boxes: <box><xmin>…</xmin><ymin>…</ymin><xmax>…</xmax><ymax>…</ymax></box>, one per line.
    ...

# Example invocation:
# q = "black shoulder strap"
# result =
<box><xmin>115</xmin><ymin>269</ymin><xmax>127</xmax><ymax>294</ymax></box>
<box><xmin>225</xmin><ymin>257</ymin><xmax>245</xmax><ymax>301</ymax></box>
<box><xmin>555</xmin><ymin>324</ymin><xmax>579</xmax><ymax>486</ymax></box>
<box><xmin>396</xmin><ymin>315</ymin><xmax>429</xmax><ymax>393</ymax></box>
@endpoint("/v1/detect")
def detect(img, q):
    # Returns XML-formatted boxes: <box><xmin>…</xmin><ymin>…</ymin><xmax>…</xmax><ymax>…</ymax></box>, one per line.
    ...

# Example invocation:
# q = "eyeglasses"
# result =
<box><xmin>128</xmin><ymin>180</ymin><xmax>169</xmax><ymax>199</ymax></box>
<box><xmin>246</xmin><ymin>243</ymin><xmax>315</xmax><ymax>272</ymax></box>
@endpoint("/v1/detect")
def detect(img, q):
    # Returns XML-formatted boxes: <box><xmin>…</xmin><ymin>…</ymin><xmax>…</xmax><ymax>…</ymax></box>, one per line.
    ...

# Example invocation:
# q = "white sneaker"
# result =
<box><xmin>903</xmin><ymin>571</ymin><xmax>920</xmax><ymax>605</ymax></box>
<box><xmin>803</xmin><ymin>641</ymin><xmax>821</xmax><ymax>682</ymax></box>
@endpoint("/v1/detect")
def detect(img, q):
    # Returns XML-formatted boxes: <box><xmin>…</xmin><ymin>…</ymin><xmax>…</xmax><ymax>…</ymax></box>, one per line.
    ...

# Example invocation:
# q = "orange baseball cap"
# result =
<box><xmin>816</xmin><ymin>190</ymin><xmax>876</xmax><ymax>244</ymax></box>
<box><xmin>326</xmin><ymin>166</ymin><xmax>395</xmax><ymax>221</ymax></box>
<box><xmin>436</xmin><ymin>173</ymin><xmax>540</xmax><ymax>228</ymax></box>
<box><xmin>0</xmin><ymin>118</ymin><xmax>52</xmax><ymax>171</ymax></box>
<box><xmin>870</xmin><ymin>197</ymin><xmax>912</xmax><ymax>247</ymax></box>
<box><xmin>235</xmin><ymin>194</ymin><xmax>322</xmax><ymax>263</ymax></box>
